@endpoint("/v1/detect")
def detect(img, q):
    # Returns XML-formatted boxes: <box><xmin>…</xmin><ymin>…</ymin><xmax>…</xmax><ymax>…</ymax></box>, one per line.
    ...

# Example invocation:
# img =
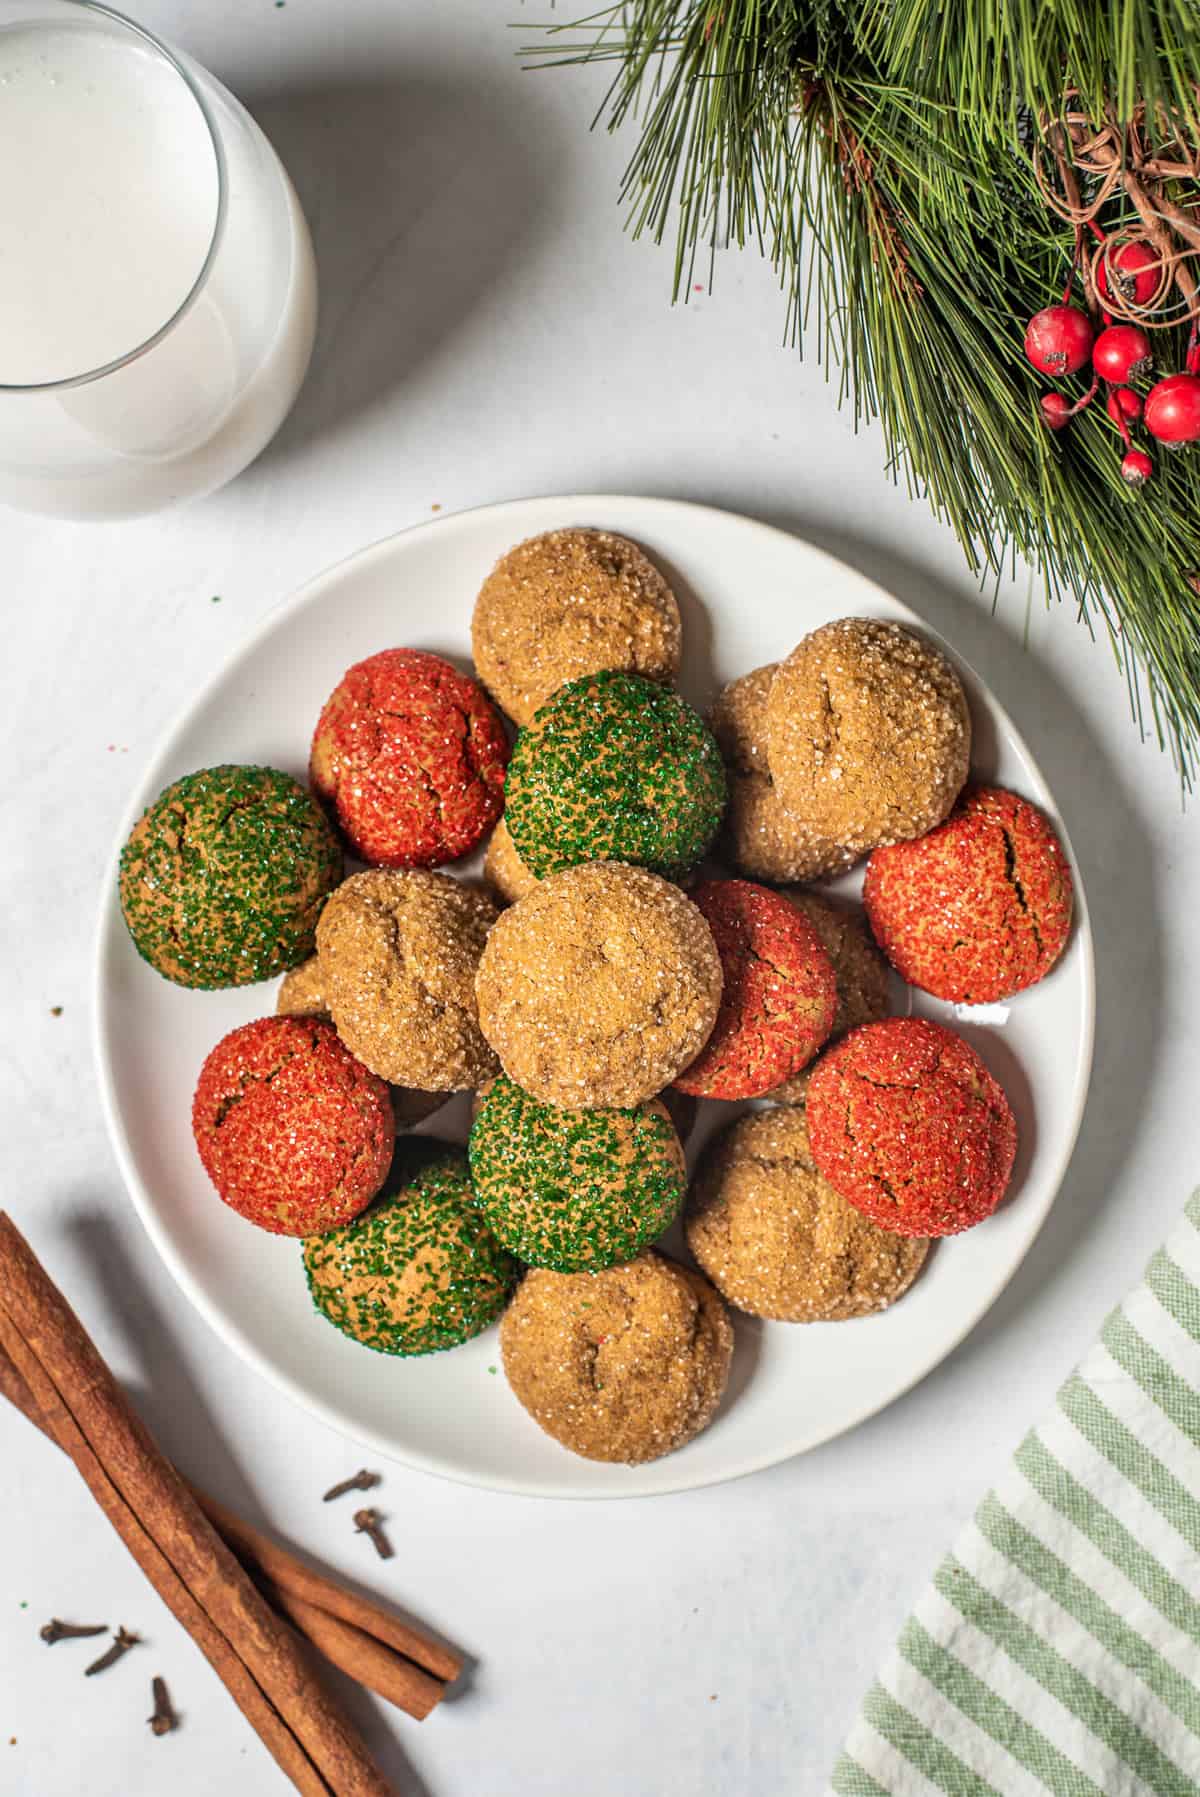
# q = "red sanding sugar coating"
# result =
<box><xmin>674</xmin><ymin>879</ymin><xmax>837</xmax><ymax>1099</ymax></box>
<box><xmin>192</xmin><ymin>1015</ymin><xmax>394</xmax><ymax>1236</ymax></box>
<box><xmin>806</xmin><ymin>1017</ymin><xmax>1017</xmax><ymax>1237</ymax></box>
<box><xmin>310</xmin><ymin>648</ymin><xmax>509</xmax><ymax>867</ymax></box>
<box><xmin>863</xmin><ymin>785</ymin><xmax>1073</xmax><ymax>1004</ymax></box>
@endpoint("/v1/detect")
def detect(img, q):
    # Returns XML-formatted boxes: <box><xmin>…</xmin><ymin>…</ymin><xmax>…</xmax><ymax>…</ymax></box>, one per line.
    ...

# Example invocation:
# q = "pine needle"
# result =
<box><xmin>523</xmin><ymin>0</ymin><xmax>1200</xmax><ymax>780</ymax></box>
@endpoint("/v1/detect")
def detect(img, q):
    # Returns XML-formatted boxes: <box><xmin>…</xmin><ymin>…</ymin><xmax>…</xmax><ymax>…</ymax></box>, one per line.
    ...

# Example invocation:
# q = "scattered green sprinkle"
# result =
<box><xmin>119</xmin><ymin>765</ymin><xmax>341</xmax><ymax>989</ymax></box>
<box><xmin>211</xmin><ymin>594</ymin><xmax>221</xmax><ymax>603</ymax></box>
<box><xmin>505</xmin><ymin>670</ymin><xmax>726</xmax><ymax>879</ymax></box>
<box><xmin>488</xmin><ymin>1365</ymin><xmax>497</xmax><ymax>1375</ymax></box>
<box><xmin>468</xmin><ymin>1075</ymin><xmax>685</xmax><ymax>1270</ymax></box>
<box><xmin>303</xmin><ymin>1140</ymin><xmax>518</xmax><ymax>1356</ymax></box>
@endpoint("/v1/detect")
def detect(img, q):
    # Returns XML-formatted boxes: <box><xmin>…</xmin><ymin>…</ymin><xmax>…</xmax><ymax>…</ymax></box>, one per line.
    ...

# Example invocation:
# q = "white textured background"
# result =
<box><xmin>0</xmin><ymin>4</ymin><xmax>1191</xmax><ymax>1793</ymax></box>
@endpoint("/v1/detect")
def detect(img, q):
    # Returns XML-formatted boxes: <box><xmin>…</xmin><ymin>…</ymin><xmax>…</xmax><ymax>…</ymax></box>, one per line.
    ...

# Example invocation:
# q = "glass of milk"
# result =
<box><xmin>0</xmin><ymin>1</ymin><xmax>318</xmax><ymax>518</ymax></box>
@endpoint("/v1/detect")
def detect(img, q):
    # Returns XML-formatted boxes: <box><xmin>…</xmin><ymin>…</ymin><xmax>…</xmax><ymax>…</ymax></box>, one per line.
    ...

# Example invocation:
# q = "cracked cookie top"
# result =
<box><xmin>710</xmin><ymin>664</ymin><xmax>857</xmax><ymax>882</ymax></box>
<box><xmin>764</xmin><ymin>618</ymin><xmax>970</xmax><ymax>855</ymax></box>
<box><xmin>316</xmin><ymin>868</ymin><xmax>499</xmax><ymax>1089</ymax></box>
<box><xmin>863</xmin><ymin>785</ymin><xmax>1074</xmax><ymax>1004</ymax></box>
<box><xmin>119</xmin><ymin>763</ymin><xmax>342</xmax><ymax>989</ymax></box>
<box><xmin>191</xmin><ymin>1014</ymin><xmax>393</xmax><ymax>1236</ymax></box>
<box><xmin>310</xmin><ymin>648</ymin><xmax>508</xmax><ymax>868</ymax></box>
<box><xmin>673</xmin><ymin>878</ymin><xmax>837</xmax><ymax>1100</ymax></box>
<box><xmin>275</xmin><ymin>956</ymin><xmax>448</xmax><ymax>1128</ymax></box>
<box><xmin>806</xmin><ymin>1017</ymin><xmax>1017</xmax><ymax>1238</ymax></box>
<box><xmin>472</xmin><ymin>527</ymin><xmax>682</xmax><ymax>728</ymax></box>
<box><xmin>474</xmin><ymin>860</ymin><xmax>723</xmax><ymax>1109</ymax></box>
<box><xmin>500</xmin><ymin>1252</ymin><xmax>733</xmax><ymax>1464</ymax></box>
<box><xmin>685</xmin><ymin>1106</ymin><xmax>928</xmax><ymax>1320</ymax></box>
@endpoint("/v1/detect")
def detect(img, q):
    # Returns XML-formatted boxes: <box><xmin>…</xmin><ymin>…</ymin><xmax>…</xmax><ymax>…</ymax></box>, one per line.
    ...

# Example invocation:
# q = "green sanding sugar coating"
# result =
<box><xmin>119</xmin><ymin>764</ymin><xmax>342</xmax><ymax>989</ymax></box>
<box><xmin>468</xmin><ymin>1075</ymin><xmax>686</xmax><ymax>1271</ymax></box>
<box><xmin>504</xmin><ymin>670</ymin><xmax>727</xmax><ymax>878</ymax></box>
<box><xmin>302</xmin><ymin>1138</ymin><xmax>519</xmax><ymax>1356</ymax></box>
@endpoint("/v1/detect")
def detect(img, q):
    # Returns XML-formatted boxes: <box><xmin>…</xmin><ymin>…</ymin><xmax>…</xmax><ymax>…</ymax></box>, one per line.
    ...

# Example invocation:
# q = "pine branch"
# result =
<box><xmin>524</xmin><ymin>0</ymin><xmax>1200</xmax><ymax>778</ymax></box>
<box><xmin>860</xmin><ymin>0</ymin><xmax>1199</xmax><ymax>141</ymax></box>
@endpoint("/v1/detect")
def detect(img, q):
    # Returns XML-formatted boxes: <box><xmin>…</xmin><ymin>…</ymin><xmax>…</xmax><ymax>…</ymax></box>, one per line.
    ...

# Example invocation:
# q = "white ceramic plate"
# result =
<box><xmin>95</xmin><ymin>496</ymin><xmax>1095</xmax><ymax>1499</ymax></box>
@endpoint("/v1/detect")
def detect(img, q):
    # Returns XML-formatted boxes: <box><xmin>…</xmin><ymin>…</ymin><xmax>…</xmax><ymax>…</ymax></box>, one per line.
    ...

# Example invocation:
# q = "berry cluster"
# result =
<box><xmin>1024</xmin><ymin>237</ymin><xmax>1200</xmax><ymax>490</ymax></box>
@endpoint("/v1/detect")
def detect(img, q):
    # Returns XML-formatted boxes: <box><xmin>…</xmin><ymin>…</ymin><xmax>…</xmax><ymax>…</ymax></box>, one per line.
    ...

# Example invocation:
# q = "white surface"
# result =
<box><xmin>0</xmin><ymin>0</ymin><xmax>1191</xmax><ymax>1790</ymax></box>
<box><xmin>0</xmin><ymin>15</ymin><xmax>218</xmax><ymax>386</ymax></box>
<box><xmin>96</xmin><ymin>495</ymin><xmax>1094</xmax><ymax>1499</ymax></box>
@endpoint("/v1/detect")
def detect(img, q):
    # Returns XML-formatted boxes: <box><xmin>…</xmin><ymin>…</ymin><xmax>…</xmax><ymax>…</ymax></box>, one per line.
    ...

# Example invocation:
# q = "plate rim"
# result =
<box><xmin>92</xmin><ymin>492</ymin><xmax>1097</xmax><ymax>1500</ymax></box>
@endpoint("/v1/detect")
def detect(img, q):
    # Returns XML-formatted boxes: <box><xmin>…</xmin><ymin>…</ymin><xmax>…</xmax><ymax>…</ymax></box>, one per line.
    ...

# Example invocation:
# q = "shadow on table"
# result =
<box><xmin>238</xmin><ymin>66</ymin><xmax>561</xmax><ymax>474</ymax></box>
<box><xmin>644</xmin><ymin>494</ymin><xmax>1163</xmax><ymax>1357</ymax></box>
<box><xmin>67</xmin><ymin>1209</ymin><xmax>466</xmax><ymax>1797</ymax></box>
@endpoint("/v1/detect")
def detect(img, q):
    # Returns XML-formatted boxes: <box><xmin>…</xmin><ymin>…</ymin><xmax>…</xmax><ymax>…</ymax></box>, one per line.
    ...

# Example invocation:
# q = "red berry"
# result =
<box><xmin>1107</xmin><ymin>387</ymin><xmax>1143</xmax><ymax>423</ymax></box>
<box><xmin>1092</xmin><ymin>325</ymin><xmax>1153</xmax><ymax>384</ymax></box>
<box><xmin>1024</xmin><ymin>304</ymin><xmax>1094</xmax><ymax>377</ymax></box>
<box><xmin>1144</xmin><ymin>373</ymin><xmax>1200</xmax><ymax>444</ymax></box>
<box><xmin>1040</xmin><ymin>392</ymin><xmax>1072</xmax><ymax>431</ymax></box>
<box><xmin>1121</xmin><ymin>449</ymin><xmax>1153</xmax><ymax>487</ymax></box>
<box><xmin>1096</xmin><ymin>240</ymin><xmax>1161</xmax><ymax>309</ymax></box>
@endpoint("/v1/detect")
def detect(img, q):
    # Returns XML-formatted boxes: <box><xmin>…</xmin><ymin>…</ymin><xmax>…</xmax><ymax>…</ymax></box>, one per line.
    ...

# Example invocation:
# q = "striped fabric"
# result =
<box><xmin>831</xmin><ymin>1192</ymin><xmax>1200</xmax><ymax>1797</ymax></box>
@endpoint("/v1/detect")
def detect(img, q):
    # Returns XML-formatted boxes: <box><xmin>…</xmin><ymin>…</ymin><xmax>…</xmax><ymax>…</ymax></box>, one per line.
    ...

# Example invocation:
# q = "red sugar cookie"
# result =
<box><xmin>806</xmin><ymin>1017</ymin><xmax>1016</xmax><ymax>1237</ymax></box>
<box><xmin>192</xmin><ymin>1015</ymin><xmax>394</xmax><ymax>1236</ymax></box>
<box><xmin>310</xmin><ymin>648</ymin><xmax>509</xmax><ymax>867</ymax></box>
<box><xmin>863</xmin><ymin>785</ymin><xmax>1073</xmax><ymax>1004</ymax></box>
<box><xmin>674</xmin><ymin>878</ymin><xmax>837</xmax><ymax>1100</ymax></box>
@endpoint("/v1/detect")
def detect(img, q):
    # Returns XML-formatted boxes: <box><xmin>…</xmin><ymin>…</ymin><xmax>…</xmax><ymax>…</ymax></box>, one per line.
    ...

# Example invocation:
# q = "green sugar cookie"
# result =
<box><xmin>469</xmin><ymin>1075</ymin><xmax>686</xmax><ymax>1271</ymax></box>
<box><xmin>503</xmin><ymin>670</ymin><xmax>726</xmax><ymax>879</ymax></box>
<box><xmin>119</xmin><ymin>764</ymin><xmax>342</xmax><ymax>989</ymax></box>
<box><xmin>302</xmin><ymin>1138</ymin><xmax>519</xmax><ymax>1356</ymax></box>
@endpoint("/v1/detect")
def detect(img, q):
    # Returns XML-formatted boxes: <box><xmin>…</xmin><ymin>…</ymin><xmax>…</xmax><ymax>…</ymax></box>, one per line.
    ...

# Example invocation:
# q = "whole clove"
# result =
<box><xmin>40</xmin><ymin>1618</ymin><xmax>107</xmax><ymax>1645</ymax></box>
<box><xmin>148</xmin><ymin>1675</ymin><xmax>178</xmax><ymax>1736</ymax></box>
<box><xmin>322</xmin><ymin>1468</ymin><xmax>380</xmax><ymax>1503</ymax></box>
<box><xmin>84</xmin><ymin>1626</ymin><xmax>140</xmax><ymax>1676</ymax></box>
<box><xmin>352</xmin><ymin>1508</ymin><xmax>393</xmax><ymax>1560</ymax></box>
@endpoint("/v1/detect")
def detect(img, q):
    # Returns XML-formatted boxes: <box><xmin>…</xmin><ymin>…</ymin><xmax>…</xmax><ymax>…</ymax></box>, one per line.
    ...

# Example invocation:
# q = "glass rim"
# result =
<box><xmin>0</xmin><ymin>0</ymin><xmax>228</xmax><ymax>394</ymax></box>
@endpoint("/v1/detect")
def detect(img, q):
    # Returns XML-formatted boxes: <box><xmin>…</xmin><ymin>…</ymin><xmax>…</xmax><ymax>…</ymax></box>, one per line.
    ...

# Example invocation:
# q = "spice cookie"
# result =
<box><xmin>472</xmin><ymin>527</ymin><xmax>681</xmax><ymax>727</ymax></box>
<box><xmin>474</xmin><ymin>861</ymin><xmax>723</xmax><ymax>1108</ymax></box>
<box><xmin>863</xmin><ymin>785</ymin><xmax>1073</xmax><ymax>1003</ymax></box>
<box><xmin>710</xmin><ymin>666</ymin><xmax>855</xmax><ymax>882</ymax></box>
<box><xmin>303</xmin><ymin>1139</ymin><xmax>518</xmax><ymax>1355</ymax></box>
<box><xmin>469</xmin><ymin>1075</ymin><xmax>685</xmax><ymax>1271</ymax></box>
<box><xmin>674</xmin><ymin>879</ymin><xmax>837</xmax><ymax>1099</ymax></box>
<box><xmin>500</xmin><ymin>1252</ymin><xmax>733</xmax><ymax>1463</ymax></box>
<box><xmin>686</xmin><ymin>1107</ymin><xmax>928</xmax><ymax>1320</ymax></box>
<box><xmin>766</xmin><ymin>892</ymin><xmax>891</xmax><ymax>1104</ymax></box>
<box><xmin>192</xmin><ymin>1016</ymin><xmax>393</xmax><ymax>1236</ymax></box>
<box><xmin>119</xmin><ymin>764</ymin><xmax>341</xmax><ymax>989</ymax></box>
<box><xmin>765</xmin><ymin>619</ymin><xmax>970</xmax><ymax>855</ymax></box>
<box><xmin>806</xmin><ymin>1017</ymin><xmax>1017</xmax><ymax>1237</ymax></box>
<box><xmin>276</xmin><ymin>958</ymin><xmax>446</xmax><ymax>1128</ymax></box>
<box><xmin>310</xmin><ymin>648</ymin><xmax>508</xmax><ymax>868</ymax></box>
<box><xmin>482</xmin><ymin>816</ymin><xmax>540</xmax><ymax>905</ymax></box>
<box><xmin>503</xmin><ymin>670</ymin><xmax>726</xmax><ymax>880</ymax></box>
<box><xmin>316</xmin><ymin>869</ymin><xmax>498</xmax><ymax>1089</ymax></box>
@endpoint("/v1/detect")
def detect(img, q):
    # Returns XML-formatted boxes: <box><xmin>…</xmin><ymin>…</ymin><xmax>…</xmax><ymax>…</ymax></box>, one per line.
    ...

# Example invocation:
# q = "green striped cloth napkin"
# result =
<box><xmin>831</xmin><ymin>1191</ymin><xmax>1200</xmax><ymax>1797</ymax></box>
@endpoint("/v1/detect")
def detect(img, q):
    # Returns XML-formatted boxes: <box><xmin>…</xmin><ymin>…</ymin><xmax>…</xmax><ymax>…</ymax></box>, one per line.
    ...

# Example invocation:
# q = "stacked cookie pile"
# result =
<box><xmin>118</xmin><ymin>528</ymin><xmax>1074</xmax><ymax>1469</ymax></box>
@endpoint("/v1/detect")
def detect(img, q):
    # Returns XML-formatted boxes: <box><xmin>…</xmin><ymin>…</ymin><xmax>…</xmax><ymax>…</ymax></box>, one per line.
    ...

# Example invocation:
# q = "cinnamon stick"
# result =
<box><xmin>0</xmin><ymin>1212</ymin><xmax>395</xmax><ymax>1797</ymax></box>
<box><xmin>0</xmin><ymin>1338</ymin><xmax>457</xmax><ymax>1707</ymax></box>
<box><xmin>260</xmin><ymin>1586</ymin><xmax>445</xmax><ymax>1722</ymax></box>
<box><xmin>201</xmin><ymin>1492</ymin><xmax>461</xmax><ymax>1685</ymax></box>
